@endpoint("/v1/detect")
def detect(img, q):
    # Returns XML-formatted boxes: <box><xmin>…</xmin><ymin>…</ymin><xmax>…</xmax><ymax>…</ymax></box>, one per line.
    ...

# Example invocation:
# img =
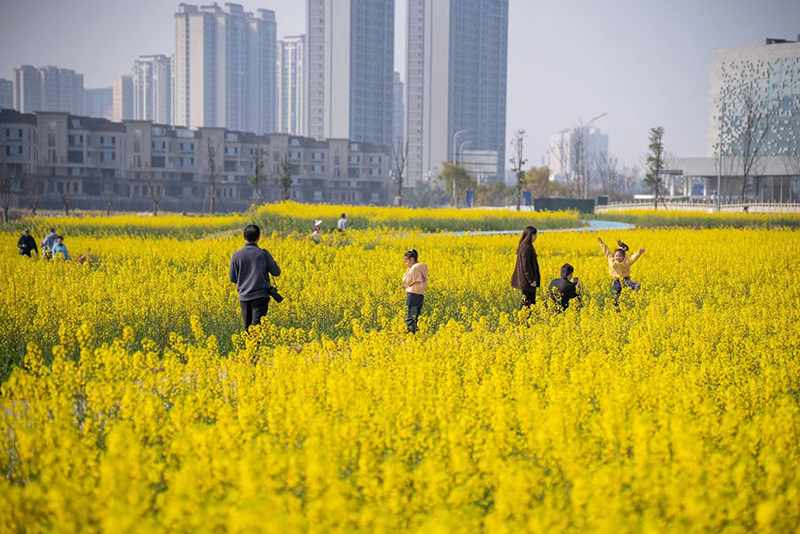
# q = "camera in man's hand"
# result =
<box><xmin>269</xmin><ymin>285</ymin><xmax>284</xmax><ymax>303</ymax></box>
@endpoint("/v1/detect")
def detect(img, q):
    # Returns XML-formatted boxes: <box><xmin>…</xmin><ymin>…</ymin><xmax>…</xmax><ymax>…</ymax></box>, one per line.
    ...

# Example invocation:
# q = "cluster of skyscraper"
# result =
<box><xmin>8</xmin><ymin>66</ymin><xmax>84</xmax><ymax>115</ymax></box>
<box><xmin>1</xmin><ymin>0</ymin><xmax>511</xmax><ymax>183</ymax></box>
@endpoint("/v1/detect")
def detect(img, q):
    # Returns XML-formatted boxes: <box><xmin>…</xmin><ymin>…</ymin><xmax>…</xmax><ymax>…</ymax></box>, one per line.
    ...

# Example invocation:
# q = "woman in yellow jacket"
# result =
<box><xmin>401</xmin><ymin>249</ymin><xmax>428</xmax><ymax>334</ymax></box>
<box><xmin>598</xmin><ymin>237</ymin><xmax>645</xmax><ymax>309</ymax></box>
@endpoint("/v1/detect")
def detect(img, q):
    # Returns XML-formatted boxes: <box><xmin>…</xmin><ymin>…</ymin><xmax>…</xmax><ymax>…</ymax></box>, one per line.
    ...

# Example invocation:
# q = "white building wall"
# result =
<box><xmin>133</xmin><ymin>55</ymin><xmax>172</xmax><ymax>124</ymax></box>
<box><xmin>306</xmin><ymin>0</ymin><xmax>325</xmax><ymax>139</ymax></box>
<box><xmin>393</xmin><ymin>71</ymin><xmax>404</xmax><ymax>148</ymax></box>
<box><xmin>278</xmin><ymin>35</ymin><xmax>306</xmax><ymax>136</ymax></box>
<box><xmin>13</xmin><ymin>66</ymin><xmax>42</xmax><ymax>113</ymax></box>
<box><xmin>425</xmin><ymin>0</ymin><xmax>451</xmax><ymax>182</ymax></box>
<box><xmin>324</xmin><ymin>0</ymin><xmax>351</xmax><ymax>140</ymax></box>
<box><xmin>247</xmin><ymin>9</ymin><xmax>277</xmax><ymax>135</ymax></box>
<box><xmin>112</xmin><ymin>75</ymin><xmax>133</xmax><ymax>122</ymax></box>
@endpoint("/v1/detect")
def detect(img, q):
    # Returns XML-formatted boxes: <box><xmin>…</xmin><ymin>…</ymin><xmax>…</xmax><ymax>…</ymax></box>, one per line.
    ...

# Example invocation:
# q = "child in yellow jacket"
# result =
<box><xmin>598</xmin><ymin>237</ymin><xmax>645</xmax><ymax>309</ymax></box>
<box><xmin>401</xmin><ymin>249</ymin><xmax>428</xmax><ymax>334</ymax></box>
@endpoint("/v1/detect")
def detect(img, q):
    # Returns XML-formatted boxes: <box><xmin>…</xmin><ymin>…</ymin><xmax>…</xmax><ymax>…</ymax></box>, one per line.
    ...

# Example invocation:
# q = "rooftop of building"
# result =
<box><xmin>765</xmin><ymin>36</ymin><xmax>799</xmax><ymax>45</ymax></box>
<box><xmin>0</xmin><ymin>109</ymin><xmax>38</xmax><ymax>125</ymax></box>
<box><xmin>711</xmin><ymin>35</ymin><xmax>800</xmax><ymax>53</ymax></box>
<box><xmin>1</xmin><ymin>109</ymin><xmax>390</xmax><ymax>152</ymax></box>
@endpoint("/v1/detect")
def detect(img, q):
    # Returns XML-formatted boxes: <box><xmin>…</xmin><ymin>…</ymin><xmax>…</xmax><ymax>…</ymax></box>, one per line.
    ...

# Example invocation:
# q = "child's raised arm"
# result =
<box><xmin>630</xmin><ymin>247</ymin><xmax>645</xmax><ymax>263</ymax></box>
<box><xmin>598</xmin><ymin>237</ymin><xmax>613</xmax><ymax>259</ymax></box>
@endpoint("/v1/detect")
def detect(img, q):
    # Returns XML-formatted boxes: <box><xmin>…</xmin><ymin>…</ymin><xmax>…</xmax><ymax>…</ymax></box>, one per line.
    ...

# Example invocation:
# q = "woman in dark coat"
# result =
<box><xmin>511</xmin><ymin>226</ymin><xmax>540</xmax><ymax>308</ymax></box>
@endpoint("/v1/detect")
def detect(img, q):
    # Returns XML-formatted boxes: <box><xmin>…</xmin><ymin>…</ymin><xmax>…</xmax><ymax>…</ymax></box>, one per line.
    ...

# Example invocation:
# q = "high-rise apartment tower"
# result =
<box><xmin>174</xmin><ymin>3</ymin><xmax>276</xmax><ymax>133</ymax></box>
<box><xmin>133</xmin><ymin>55</ymin><xmax>172</xmax><ymax>124</ymax></box>
<box><xmin>12</xmin><ymin>65</ymin><xmax>84</xmax><ymax>114</ymax></box>
<box><xmin>277</xmin><ymin>35</ymin><xmax>306</xmax><ymax>135</ymax></box>
<box><xmin>405</xmin><ymin>0</ymin><xmax>509</xmax><ymax>183</ymax></box>
<box><xmin>305</xmin><ymin>0</ymin><xmax>395</xmax><ymax>147</ymax></box>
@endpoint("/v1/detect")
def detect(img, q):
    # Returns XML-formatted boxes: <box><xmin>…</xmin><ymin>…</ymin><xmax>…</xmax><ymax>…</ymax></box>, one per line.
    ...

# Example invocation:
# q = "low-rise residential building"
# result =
<box><xmin>0</xmin><ymin>109</ymin><xmax>390</xmax><ymax>212</ymax></box>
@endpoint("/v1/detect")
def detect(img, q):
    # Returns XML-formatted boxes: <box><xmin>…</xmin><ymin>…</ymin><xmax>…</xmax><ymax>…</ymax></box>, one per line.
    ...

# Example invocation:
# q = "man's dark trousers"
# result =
<box><xmin>241</xmin><ymin>297</ymin><xmax>269</xmax><ymax>330</ymax></box>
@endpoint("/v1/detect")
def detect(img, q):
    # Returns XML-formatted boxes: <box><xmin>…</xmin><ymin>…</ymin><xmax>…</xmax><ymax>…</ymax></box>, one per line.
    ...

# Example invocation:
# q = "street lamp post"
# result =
<box><xmin>584</xmin><ymin>112</ymin><xmax>607</xmax><ymax>199</ymax></box>
<box><xmin>452</xmin><ymin>129</ymin><xmax>470</xmax><ymax>207</ymax></box>
<box><xmin>458</xmin><ymin>140</ymin><xmax>473</xmax><ymax>165</ymax></box>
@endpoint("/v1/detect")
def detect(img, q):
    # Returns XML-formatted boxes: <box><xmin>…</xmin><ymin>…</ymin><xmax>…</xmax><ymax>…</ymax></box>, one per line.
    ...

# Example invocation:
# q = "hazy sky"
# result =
<box><xmin>1</xmin><ymin>0</ymin><xmax>798</xmax><ymax>169</ymax></box>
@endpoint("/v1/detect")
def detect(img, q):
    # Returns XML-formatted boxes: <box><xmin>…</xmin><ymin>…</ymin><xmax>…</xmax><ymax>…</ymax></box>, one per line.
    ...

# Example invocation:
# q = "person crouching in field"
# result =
<box><xmin>511</xmin><ymin>226</ymin><xmax>540</xmax><ymax>309</ymax></box>
<box><xmin>598</xmin><ymin>237</ymin><xmax>645</xmax><ymax>310</ymax></box>
<box><xmin>229</xmin><ymin>224</ymin><xmax>281</xmax><ymax>331</ymax></box>
<box><xmin>402</xmin><ymin>249</ymin><xmax>428</xmax><ymax>334</ymax></box>
<box><xmin>548</xmin><ymin>263</ymin><xmax>581</xmax><ymax>311</ymax></box>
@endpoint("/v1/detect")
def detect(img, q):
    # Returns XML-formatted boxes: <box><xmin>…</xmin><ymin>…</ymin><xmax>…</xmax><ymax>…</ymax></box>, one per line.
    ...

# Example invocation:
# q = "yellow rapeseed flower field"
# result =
<box><xmin>1</xmin><ymin>208</ymin><xmax>799</xmax><ymax>532</ymax></box>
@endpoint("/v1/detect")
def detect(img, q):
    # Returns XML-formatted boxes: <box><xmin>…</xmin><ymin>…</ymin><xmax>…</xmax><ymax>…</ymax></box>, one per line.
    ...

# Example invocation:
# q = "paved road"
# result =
<box><xmin>444</xmin><ymin>219</ymin><xmax>636</xmax><ymax>237</ymax></box>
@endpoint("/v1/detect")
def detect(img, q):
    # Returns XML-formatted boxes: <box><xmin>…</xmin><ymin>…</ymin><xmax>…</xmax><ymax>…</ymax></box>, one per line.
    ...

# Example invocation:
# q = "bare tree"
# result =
<box><xmin>595</xmin><ymin>153</ymin><xmax>621</xmax><ymax>199</ymax></box>
<box><xmin>0</xmin><ymin>164</ymin><xmax>22</xmax><ymax>225</ymax></box>
<box><xmin>551</xmin><ymin>133</ymin><xmax>572</xmax><ymax>191</ymax></box>
<box><xmin>250</xmin><ymin>148</ymin><xmax>267</xmax><ymax>204</ymax></box>
<box><xmin>391</xmin><ymin>141</ymin><xmax>408</xmax><ymax>207</ymax></box>
<box><xmin>104</xmin><ymin>194</ymin><xmax>114</xmax><ymax>216</ymax></box>
<box><xmin>205</xmin><ymin>138</ymin><xmax>221</xmax><ymax>214</ymax></box>
<box><xmin>619</xmin><ymin>164</ymin><xmax>642</xmax><ymax>199</ymax></box>
<box><xmin>569</xmin><ymin>125</ymin><xmax>586</xmax><ymax>198</ymax></box>
<box><xmin>141</xmin><ymin>170</ymin><xmax>163</xmax><ymax>215</ymax></box>
<box><xmin>58</xmin><ymin>180</ymin><xmax>72</xmax><ymax>216</ymax></box>
<box><xmin>727</xmin><ymin>87</ymin><xmax>771</xmax><ymax>202</ymax></box>
<box><xmin>27</xmin><ymin>174</ymin><xmax>44</xmax><ymax>216</ymax></box>
<box><xmin>278</xmin><ymin>154</ymin><xmax>293</xmax><ymax>201</ymax></box>
<box><xmin>509</xmin><ymin>129</ymin><xmax>527</xmax><ymax>211</ymax></box>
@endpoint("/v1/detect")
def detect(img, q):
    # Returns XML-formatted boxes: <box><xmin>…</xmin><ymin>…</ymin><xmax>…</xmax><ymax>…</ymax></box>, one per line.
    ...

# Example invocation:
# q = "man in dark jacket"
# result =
<box><xmin>548</xmin><ymin>263</ymin><xmax>582</xmax><ymax>311</ymax></box>
<box><xmin>17</xmin><ymin>229</ymin><xmax>38</xmax><ymax>257</ymax></box>
<box><xmin>511</xmin><ymin>226</ymin><xmax>540</xmax><ymax>308</ymax></box>
<box><xmin>229</xmin><ymin>224</ymin><xmax>281</xmax><ymax>331</ymax></box>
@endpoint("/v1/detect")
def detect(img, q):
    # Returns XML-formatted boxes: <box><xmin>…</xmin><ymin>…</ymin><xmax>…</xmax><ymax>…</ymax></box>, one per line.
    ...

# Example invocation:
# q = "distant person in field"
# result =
<box><xmin>229</xmin><ymin>224</ymin><xmax>281</xmax><ymax>331</ymax></box>
<box><xmin>548</xmin><ymin>263</ymin><xmax>582</xmax><ymax>311</ymax></box>
<box><xmin>310</xmin><ymin>219</ymin><xmax>322</xmax><ymax>244</ymax></box>
<box><xmin>51</xmin><ymin>236</ymin><xmax>70</xmax><ymax>260</ymax></box>
<box><xmin>511</xmin><ymin>226</ymin><xmax>540</xmax><ymax>309</ymax></box>
<box><xmin>598</xmin><ymin>237</ymin><xmax>645</xmax><ymax>310</ymax></box>
<box><xmin>17</xmin><ymin>229</ymin><xmax>38</xmax><ymax>257</ymax></box>
<box><xmin>402</xmin><ymin>249</ymin><xmax>428</xmax><ymax>334</ymax></box>
<box><xmin>337</xmin><ymin>213</ymin><xmax>348</xmax><ymax>232</ymax></box>
<box><xmin>40</xmin><ymin>227</ymin><xmax>57</xmax><ymax>259</ymax></box>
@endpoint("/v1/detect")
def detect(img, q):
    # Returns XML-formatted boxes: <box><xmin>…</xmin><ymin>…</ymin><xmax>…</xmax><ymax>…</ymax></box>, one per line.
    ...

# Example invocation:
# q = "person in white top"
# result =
<box><xmin>337</xmin><ymin>213</ymin><xmax>348</xmax><ymax>232</ymax></box>
<box><xmin>401</xmin><ymin>249</ymin><xmax>428</xmax><ymax>334</ymax></box>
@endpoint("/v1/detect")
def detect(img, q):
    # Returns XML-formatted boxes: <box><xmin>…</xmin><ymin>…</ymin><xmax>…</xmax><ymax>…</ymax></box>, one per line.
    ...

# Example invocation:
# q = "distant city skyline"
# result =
<box><xmin>0</xmin><ymin>0</ymin><xmax>798</xmax><ymax>168</ymax></box>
